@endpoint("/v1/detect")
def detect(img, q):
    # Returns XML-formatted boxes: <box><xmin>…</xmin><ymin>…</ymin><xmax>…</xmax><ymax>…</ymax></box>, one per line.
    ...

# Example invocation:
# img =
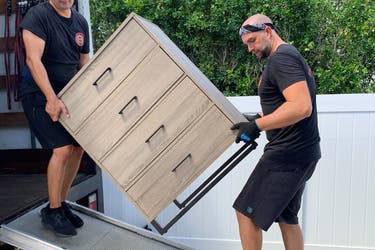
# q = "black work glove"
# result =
<box><xmin>243</xmin><ymin>113</ymin><xmax>261</xmax><ymax>122</ymax></box>
<box><xmin>231</xmin><ymin>120</ymin><xmax>261</xmax><ymax>143</ymax></box>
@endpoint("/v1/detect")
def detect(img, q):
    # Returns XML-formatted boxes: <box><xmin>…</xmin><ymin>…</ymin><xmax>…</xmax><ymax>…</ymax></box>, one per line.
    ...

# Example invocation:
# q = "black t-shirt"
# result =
<box><xmin>19</xmin><ymin>2</ymin><xmax>90</xmax><ymax>97</ymax></box>
<box><xmin>259</xmin><ymin>44</ymin><xmax>321</xmax><ymax>162</ymax></box>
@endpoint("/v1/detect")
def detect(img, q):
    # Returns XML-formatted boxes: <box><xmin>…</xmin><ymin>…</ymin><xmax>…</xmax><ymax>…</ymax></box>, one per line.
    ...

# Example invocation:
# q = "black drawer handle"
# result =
<box><xmin>93</xmin><ymin>67</ymin><xmax>111</xmax><ymax>86</ymax></box>
<box><xmin>118</xmin><ymin>96</ymin><xmax>138</xmax><ymax>115</ymax></box>
<box><xmin>145</xmin><ymin>125</ymin><xmax>165</xmax><ymax>143</ymax></box>
<box><xmin>172</xmin><ymin>154</ymin><xmax>192</xmax><ymax>172</ymax></box>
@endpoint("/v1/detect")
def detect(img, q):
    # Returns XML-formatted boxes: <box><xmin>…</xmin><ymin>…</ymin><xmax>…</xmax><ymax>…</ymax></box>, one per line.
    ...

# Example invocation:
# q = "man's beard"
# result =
<box><xmin>259</xmin><ymin>44</ymin><xmax>272</xmax><ymax>59</ymax></box>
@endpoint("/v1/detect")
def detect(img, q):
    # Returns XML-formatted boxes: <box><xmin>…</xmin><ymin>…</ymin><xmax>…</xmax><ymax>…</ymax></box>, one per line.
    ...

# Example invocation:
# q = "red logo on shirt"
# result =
<box><xmin>75</xmin><ymin>32</ymin><xmax>85</xmax><ymax>47</ymax></box>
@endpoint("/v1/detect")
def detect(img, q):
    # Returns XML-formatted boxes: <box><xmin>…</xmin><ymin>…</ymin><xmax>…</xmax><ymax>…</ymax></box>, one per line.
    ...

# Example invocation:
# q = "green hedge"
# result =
<box><xmin>90</xmin><ymin>0</ymin><xmax>374</xmax><ymax>95</ymax></box>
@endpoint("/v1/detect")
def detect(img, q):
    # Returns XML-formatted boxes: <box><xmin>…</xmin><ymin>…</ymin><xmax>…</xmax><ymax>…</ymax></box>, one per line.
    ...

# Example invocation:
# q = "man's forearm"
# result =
<box><xmin>26</xmin><ymin>58</ymin><xmax>57</xmax><ymax>102</ymax></box>
<box><xmin>256</xmin><ymin>101</ymin><xmax>311</xmax><ymax>131</ymax></box>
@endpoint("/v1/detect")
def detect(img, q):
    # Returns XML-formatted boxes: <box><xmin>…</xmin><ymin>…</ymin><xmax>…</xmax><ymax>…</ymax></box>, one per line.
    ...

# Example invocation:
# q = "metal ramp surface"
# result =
<box><xmin>0</xmin><ymin>202</ymin><xmax>193</xmax><ymax>250</ymax></box>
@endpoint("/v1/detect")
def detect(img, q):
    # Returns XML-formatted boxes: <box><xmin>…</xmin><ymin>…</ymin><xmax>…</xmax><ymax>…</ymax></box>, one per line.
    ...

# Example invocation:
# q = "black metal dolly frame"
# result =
<box><xmin>151</xmin><ymin>141</ymin><xmax>258</xmax><ymax>235</ymax></box>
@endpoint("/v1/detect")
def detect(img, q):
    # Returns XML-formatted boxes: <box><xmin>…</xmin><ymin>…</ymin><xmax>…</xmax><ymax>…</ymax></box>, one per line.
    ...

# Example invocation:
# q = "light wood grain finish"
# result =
<box><xmin>102</xmin><ymin>77</ymin><xmax>212</xmax><ymax>188</ymax></box>
<box><xmin>74</xmin><ymin>47</ymin><xmax>183</xmax><ymax>160</ymax></box>
<box><xmin>59</xmin><ymin>20</ymin><xmax>157</xmax><ymax>132</ymax></box>
<box><xmin>58</xmin><ymin>13</ymin><xmax>245</xmax><ymax>223</ymax></box>
<box><xmin>137</xmin><ymin>15</ymin><xmax>246</xmax><ymax>123</ymax></box>
<box><xmin>127</xmin><ymin>106</ymin><xmax>235</xmax><ymax>220</ymax></box>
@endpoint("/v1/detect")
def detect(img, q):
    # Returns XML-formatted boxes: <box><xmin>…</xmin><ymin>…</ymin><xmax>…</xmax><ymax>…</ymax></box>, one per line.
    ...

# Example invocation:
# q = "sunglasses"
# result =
<box><xmin>239</xmin><ymin>23</ymin><xmax>276</xmax><ymax>37</ymax></box>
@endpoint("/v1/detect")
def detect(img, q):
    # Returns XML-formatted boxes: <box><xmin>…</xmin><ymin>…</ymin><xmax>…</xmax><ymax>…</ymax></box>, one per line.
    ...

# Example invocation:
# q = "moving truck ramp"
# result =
<box><xmin>0</xmin><ymin>202</ymin><xmax>193</xmax><ymax>250</ymax></box>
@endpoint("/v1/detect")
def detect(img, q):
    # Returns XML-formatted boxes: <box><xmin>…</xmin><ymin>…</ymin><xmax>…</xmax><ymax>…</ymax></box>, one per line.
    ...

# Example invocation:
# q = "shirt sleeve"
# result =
<box><xmin>20</xmin><ymin>6</ymin><xmax>48</xmax><ymax>41</ymax></box>
<box><xmin>268</xmin><ymin>52</ymin><xmax>306</xmax><ymax>93</ymax></box>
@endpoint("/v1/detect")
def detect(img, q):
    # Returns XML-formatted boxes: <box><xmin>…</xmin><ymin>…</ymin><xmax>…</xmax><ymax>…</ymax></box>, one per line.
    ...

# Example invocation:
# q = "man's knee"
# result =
<box><xmin>236</xmin><ymin>211</ymin><xmax>260</xmax><ymax>230</ymax></box>
<box><xmin>52</xmin><ymin>145</ymin><xmax>74</xmax><ymax>161</ymax></box>
<box><xmin>278</xmin><ymin>222</ymin><xmax>301</xmax><ymax>233</ymax></box>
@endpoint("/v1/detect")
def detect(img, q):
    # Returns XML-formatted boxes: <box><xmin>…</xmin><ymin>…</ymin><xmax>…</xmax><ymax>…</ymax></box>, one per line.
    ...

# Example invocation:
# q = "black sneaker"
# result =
<box><xmin>40</xmin><ymin>206</ymin><xmax>77</xmax><ymax>237</ymax></box>
<box><xmin>62</xmin><ymin>201</ymin><xmax>84</xmax><ymax>228</ymax></box>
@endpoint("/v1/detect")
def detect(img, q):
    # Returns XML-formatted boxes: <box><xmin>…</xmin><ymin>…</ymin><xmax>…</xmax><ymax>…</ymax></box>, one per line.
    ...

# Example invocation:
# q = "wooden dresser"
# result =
<box><xmin>58</xmin><ymin>13</ymin><xmax>246</xmax><ymax>222</ymax></box>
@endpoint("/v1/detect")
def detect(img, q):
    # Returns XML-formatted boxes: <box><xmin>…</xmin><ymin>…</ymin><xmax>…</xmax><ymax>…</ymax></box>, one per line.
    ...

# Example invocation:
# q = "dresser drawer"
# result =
<box><xmin>73</xmin><ymin>47</ymin><xmax>184</xmax><ymax>160</ymax></box>
<box><xmin>59</xmin><ymin>20</ymin><xmax>157</xmax><ymax>132</ymax></box>
<box><xmin>127</xmin><ymin>106</ymin><xmax>235</xmax><ymax>220</ymax></box>
<box><xmin>102</xmin><ymin>76</ymin><xmax>212</xmax><ymax>188</ymax></box>
<box><xmin>57</xmin><ymin>13</ymin><xmax>245</xmax><ymax>225</ymax></box>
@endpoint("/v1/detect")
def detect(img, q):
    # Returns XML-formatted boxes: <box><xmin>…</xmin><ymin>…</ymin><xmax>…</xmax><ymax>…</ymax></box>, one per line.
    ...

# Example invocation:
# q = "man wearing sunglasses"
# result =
<box><xmin>231</xmin><ymin>14</ymin><xmax>321</xmax><ymax>250</ymax></box>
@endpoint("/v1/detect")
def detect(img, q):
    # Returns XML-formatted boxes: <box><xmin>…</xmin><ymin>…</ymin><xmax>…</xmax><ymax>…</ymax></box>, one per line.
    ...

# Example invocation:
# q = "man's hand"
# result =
<box><xmin>231</xmin><ymin>120</ymin><xmax>261</xmax><ymax>143</ymax></box>
<box><xmin>243</xmin><ymin>113</ymin><xmax>261</xmax><ymax>122</ymax></box>
<box><xmin>45</xmin><ymin>98</ymin><xmax>70</xmax><ymax>122</ymax></box>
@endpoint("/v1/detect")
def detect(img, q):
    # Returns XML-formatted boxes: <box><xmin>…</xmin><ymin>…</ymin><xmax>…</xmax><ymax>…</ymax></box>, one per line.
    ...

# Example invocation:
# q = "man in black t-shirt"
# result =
<box><xmin>19</xmin><ymin>0</ymin><xmax>90</xmax><ymax>237</ymax></box>
<box><xmin>231</xmin><ymin>14</ymin><xmax>321</xmax><ymax>249</ymax></box>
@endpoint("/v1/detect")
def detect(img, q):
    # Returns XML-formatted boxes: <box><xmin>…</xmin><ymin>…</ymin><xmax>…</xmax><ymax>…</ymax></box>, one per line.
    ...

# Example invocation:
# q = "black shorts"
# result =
<box><xmin>21</xmin><ymin>92</ymin><xmax>79</xmax><ymax>149</ymax></box>
<box><xmin>233</xmin><ymin>155</ymin><xmax>318</xmax><ymax>231</ymax></box>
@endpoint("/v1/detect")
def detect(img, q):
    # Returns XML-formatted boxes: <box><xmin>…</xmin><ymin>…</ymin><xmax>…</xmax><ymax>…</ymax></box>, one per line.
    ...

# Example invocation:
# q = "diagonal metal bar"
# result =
<box><xmin>151</xmin><ymin>141</ymin><xmax>258</xmax><ymax>234</ymax></box>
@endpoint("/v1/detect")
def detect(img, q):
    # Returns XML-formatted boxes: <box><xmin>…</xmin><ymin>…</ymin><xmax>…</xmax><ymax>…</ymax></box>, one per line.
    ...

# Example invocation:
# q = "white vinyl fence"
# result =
<box><xmin>102</xmin><ymin>94</ymin><xmax>375</xmax><ymax>250</ymax></box>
